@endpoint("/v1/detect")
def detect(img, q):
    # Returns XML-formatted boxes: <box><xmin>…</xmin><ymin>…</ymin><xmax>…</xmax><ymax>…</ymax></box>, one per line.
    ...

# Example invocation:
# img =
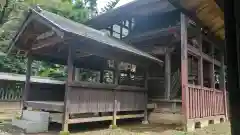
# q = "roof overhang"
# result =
<box><xmin>86</xmin><ymin>0</ymin><xmax>224</xmax><ymax>44</ymax></box>
<box><xmin>8</xmin><ymin>8</ymin><xmax>163</xmax><ymax>67</ymax></box>
<box><xmin>86</xmin><ymin>0</ymin><xmax>176</xmax><ymax>29</ymax></box>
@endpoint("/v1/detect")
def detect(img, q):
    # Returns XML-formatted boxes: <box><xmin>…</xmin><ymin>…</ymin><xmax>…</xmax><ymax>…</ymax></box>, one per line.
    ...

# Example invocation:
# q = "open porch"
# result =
<box><xmin>8</xmin><ymin>7</ymin><xmax>163</xmax><ymax>133</ymax></box>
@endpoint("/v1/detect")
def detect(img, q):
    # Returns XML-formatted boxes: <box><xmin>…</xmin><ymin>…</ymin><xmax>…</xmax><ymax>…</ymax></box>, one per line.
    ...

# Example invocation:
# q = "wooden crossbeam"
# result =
<box><xmin>31</xmin><ymin>36</ymin><xmax>62</xmax><ymax>51</ymax></box>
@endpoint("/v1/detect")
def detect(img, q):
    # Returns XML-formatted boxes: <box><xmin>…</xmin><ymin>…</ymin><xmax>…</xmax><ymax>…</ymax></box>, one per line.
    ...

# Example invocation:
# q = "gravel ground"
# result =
<box><xmin>0</xmin><ymin>122</ymin><xmax>231</xmax><ymax>135</ymax></box>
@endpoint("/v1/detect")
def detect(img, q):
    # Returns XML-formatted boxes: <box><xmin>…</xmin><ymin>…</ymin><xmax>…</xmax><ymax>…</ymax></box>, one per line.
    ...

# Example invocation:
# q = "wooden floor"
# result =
<box><xmin>25</xmin><ymin>101</ymin><xmax>64</xmax><ymax>112</ymax></box>
<box><xmin>25</xmin><ymin>101</ymin><xmax>156</xmax><ymax>113</ymax></box>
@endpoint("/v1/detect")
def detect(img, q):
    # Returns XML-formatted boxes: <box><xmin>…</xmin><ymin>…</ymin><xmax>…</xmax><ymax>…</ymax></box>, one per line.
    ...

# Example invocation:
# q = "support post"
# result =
<box><xmin>197</xmin><ymin>29</ymin><xmax>204</xmax><ymax>87</ymax></box>
<box><xmin>62</xmin><ymin>46</ymin><xmax>74</xmax><ymax>134</ymax></box>
<box><xmin>22</xmin><ymin>54</ymin><xmax>32</xmax><ymax>114</ymax></box>
<box><xmin>165</xmin><ymin>50</ymin><xmax>171</xmax><ymax>100</ymax></box>
<box><xmin>110</xmin><ymin>61</ymin><xmax>119</xmax><ymax>129</ymax></box>
<box><xmin>210</xmin><ymin>45</ymin><xmax>215</xmax><ymax>89</ymax></box>
<box><xmin>197</xmin><ymin>28</ymin><xmax>204</xmax><ymax>118</ymax></box>
<box><xmin>220</xmin><ymin>55</ymin><xmax>228</xmax><ymax>119</ymax></box>
<box><xmin>74</xmin><ymin>68</ymin><xmax>80</xmax><ymax>81</ymax></box>
<box><xmin>220</xmin><ymin>55</ymin><xmax>226</xmax><ymax>89</ymax></box>
<box><xmin>180</xmin><ymin>13</ymin><xmax>189</xmax><ymax>130</ymax></box>
<box><xmin>142</xmin><ymin>71</ymin><xmax>149</xmax><ymax>124</ymax></box>
<box><xmin>210</xmin><ymin>45</ymin><xmax>216</xmax><ymax>116</ymax></box>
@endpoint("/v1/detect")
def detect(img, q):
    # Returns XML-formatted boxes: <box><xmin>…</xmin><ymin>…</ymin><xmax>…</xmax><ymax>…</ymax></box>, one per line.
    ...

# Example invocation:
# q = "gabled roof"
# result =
<box><xmin>8</xmin><ymin>8</ymin><xmax>163</xmax><ymax>67</ymax></box>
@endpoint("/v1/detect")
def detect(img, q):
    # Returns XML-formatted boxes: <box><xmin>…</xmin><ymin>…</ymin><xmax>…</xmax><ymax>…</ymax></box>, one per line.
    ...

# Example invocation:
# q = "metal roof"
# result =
<box><xmin>9</xmin><ymin>8</ymin><xmax>163</xmax><ymax>66</ymax></box>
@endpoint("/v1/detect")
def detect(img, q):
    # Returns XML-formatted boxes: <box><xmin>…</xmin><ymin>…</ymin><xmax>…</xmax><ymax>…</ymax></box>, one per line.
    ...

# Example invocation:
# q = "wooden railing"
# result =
<box><xmin>188</xmin><ymin>84</ymin><xmax>225</xmax><ymax>119</ymax></box>
<box><xmin>0</xmin><ymin>82</ymin><xmax>23</xmax><ymax>101</ymax></box>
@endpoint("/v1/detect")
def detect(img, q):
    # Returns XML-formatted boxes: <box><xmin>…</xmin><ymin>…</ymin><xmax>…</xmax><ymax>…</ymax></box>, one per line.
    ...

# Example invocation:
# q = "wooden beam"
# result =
<box><xmin>7</xmin><ymin>15</ymin><xmax>34</xmax><ymax>54</ymax></box>
<box><xmin>188</xmin><ymin>44</ymin><xmax>201</xmax><ymax>56</ymax></box>
<box><xmin>187</xmin><ymin>44</ymin><xmax>222</xmax><ymax>66</ymax></box>
<box><xmin>62</xmin><ymin>46</ymin><xmax>74</xmax><ymax>132</ymax></box>
<box><xmin>180</xmin><ymin>13</ymin><xmax>189</xmax><ymax>127</ymax></box>
<box><xmin>125</xmin><ymin>26</ymin><xmax>180</xmax><ymax>43</ymax></box>
<box><xmin>67</xmin><ymin>114</ymin><xmax>144</xmax><ymax>124</ymax></box>
<box><xmin>31</xmin><ymin>36</ymin><xmax>62</xmax><ymax>51</ymax></box>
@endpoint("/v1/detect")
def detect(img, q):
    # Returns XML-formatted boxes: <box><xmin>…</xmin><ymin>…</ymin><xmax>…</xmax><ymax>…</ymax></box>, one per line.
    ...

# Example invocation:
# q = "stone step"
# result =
<box><xmin>22</xmin><ymin>110</ymin><xmax>49</xmax><ymax>122</ymax></box>
<box><xmin>12</xmin><ymin>119</ymin><xmax>49</xmax><ymax>133</ymax></box>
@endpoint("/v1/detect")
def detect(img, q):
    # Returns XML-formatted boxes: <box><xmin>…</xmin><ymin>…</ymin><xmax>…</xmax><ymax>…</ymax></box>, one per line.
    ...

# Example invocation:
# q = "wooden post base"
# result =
<box><xmin>142</xmin><ymin>120</ymin><xmax>149</xmax><ymax>125</ymax></box>
<box><xmin>59</xmin><ymin>131</ymin><xmax>70</xmax><ymax>135</ymax></box>
<box><xmin>109</xmin><ymin>124</ymin><xmax>118</xmax><ymax>129</ymax></box>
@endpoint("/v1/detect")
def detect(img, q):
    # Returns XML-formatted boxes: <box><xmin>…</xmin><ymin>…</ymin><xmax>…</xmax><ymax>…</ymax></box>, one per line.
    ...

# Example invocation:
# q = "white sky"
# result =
<box><xmin>97</xmin><ymin>0</ymin><xmax>134</xmax><ymax>12</ymax></box>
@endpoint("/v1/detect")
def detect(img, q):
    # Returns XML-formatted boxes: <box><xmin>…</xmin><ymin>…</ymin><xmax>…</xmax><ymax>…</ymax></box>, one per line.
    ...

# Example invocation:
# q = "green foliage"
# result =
<box><xmin>0</xmin><ymin>0</ymin><xmax>96</xmax><ymax>78</ymax></box>
<box><xmin>100</xmin><ymin>0</ymin><xmax>119</xmax><ymax>13</ymax></box>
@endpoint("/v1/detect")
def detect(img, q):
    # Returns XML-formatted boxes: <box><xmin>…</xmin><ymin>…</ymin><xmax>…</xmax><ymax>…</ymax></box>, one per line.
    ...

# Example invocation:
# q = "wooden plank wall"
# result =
<box><xmin>69</xmin><ymin>87</ymin><xmax>145</xmax><ymax>114</ymax></box>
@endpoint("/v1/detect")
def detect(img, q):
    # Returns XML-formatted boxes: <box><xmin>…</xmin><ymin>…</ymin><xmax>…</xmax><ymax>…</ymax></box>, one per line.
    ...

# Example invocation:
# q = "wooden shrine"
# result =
<box><xmin>8</xmin><ymin>7</ymin><xmax>163</xmax><ymax>132</ymax></box>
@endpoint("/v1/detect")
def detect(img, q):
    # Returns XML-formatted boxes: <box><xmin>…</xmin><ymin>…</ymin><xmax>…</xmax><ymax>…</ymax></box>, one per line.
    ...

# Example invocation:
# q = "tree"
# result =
<box><xmin>100</xmin><ymin>0</ymin><xmax>119</xmax><ymax>13</ymax></box>
<box><xmin>0</xmin><ymin>0</ymin><xmax>97</xmax><ymax>78</ymax></box>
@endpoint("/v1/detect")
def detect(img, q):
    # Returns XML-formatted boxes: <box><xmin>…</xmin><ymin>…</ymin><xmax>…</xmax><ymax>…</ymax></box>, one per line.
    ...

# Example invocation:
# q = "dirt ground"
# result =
<box><xmin>0</xmin><ymin>121</ymin><xmax>231</xmax><ymax>135</ymax></box>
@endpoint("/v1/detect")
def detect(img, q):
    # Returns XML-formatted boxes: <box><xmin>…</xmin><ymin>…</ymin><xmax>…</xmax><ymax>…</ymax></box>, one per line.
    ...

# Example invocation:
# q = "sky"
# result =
<box><xmin>97</xmin><ymin>0</ymin><xmax>134</xmax><ymax>11</ymax></box>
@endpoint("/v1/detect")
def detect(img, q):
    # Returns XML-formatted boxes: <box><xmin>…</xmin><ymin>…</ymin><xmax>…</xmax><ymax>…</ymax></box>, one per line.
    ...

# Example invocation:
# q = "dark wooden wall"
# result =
<box><xmin>27</xmin><ymin>83</ymin><xmax>65</xmax><ymax>101</ymax></box>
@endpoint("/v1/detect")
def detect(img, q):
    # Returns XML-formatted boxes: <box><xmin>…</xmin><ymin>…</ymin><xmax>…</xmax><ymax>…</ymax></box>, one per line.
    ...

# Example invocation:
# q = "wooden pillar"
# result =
<box><xmin>111</xmin><ymin>61</ymin><xmax>119</xmax><ymax>128</ymax></box>
<box><xmin>62</xmin><ymin>46</ymin><xmax>74</xmax><ymax>132</ymax></box>
<box><xmin>210</xmin><ymin>45</ymin><xmax>215</xmax><ymax>88</ymax></box>
<box><xmin>198</xmin><ymin>30</ymin><xmax>204</xmax><ymax>87</ymax></box>
<box><xmin>220</xmin><ymin>54</ymin><xmax>228</xmax><ymax>119</ymax></box>
<box><xmin>22</xmin><ymin>55</ymin><xmax>32</xmax><ymax>112</ymax></box>
<box><xmin>180</xmin><ymin>13</ymin><xmax>189</xmax><ymax>127</ymax></box>
<box><xmin>220</xmin><ymin>55</ymin><xmax>226</xmax><ymax>89</ymax></box>
<box><xmin>142</xmin><ymin>71</ymin><xmax>149</xmax><ymax>124</ymax></box>
<box><xmin>197</xmin><ymin>29</ymin><xmax>204</xmax><ymax>118</ymax></box>
<box><xmin>165</xmin><ymin>51</ymin><xmax>171</xmax><ymax>99</ymax></box>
